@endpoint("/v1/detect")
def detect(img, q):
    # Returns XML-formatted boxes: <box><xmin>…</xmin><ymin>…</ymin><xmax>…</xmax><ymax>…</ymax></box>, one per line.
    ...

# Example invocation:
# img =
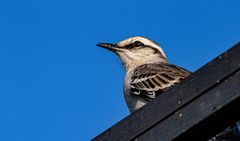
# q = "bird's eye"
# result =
<box><xmin>133</xmin><ymin>41</ymin><xmax>144</xmax><ymax>47</ymax></box>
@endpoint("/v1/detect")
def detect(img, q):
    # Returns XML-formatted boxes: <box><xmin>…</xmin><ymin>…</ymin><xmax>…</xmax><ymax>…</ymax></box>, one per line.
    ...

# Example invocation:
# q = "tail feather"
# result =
<box><xmin>208</xmin><ymin>121</ymin><xmax>240</xmax><ymax>141</ymax></box>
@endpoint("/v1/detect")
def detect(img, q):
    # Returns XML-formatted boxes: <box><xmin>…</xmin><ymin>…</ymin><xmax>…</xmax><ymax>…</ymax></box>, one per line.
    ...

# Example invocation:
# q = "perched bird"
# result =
<box><xmin>97</xmin><ymin>36</ymin><xmax>191</xmax><ymax>113</ymax></box>
<box><xmin>97</xmin><ymin>36</ymin><xmax>240</xmax><ymax>140</ymax></box>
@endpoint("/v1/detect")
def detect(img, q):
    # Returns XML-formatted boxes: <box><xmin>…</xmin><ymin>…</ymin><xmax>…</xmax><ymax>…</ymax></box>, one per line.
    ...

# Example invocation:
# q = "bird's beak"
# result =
<box><xmin>97</xmin><ymin>43</ymin><xmax>123</xmax><ymax>52</ymax></box>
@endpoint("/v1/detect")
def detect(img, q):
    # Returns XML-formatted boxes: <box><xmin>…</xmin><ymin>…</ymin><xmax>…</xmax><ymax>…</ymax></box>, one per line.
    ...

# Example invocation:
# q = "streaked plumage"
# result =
<box><xmin>97</xmin><ymin>36</ymin><xmax>191</xmax><ymax>112</ymax></box>
<box><xmin>98</xmin><ymin>36</ymin><xmax>240</xmax><ymax>140</ymax></box>
<box><xmin>130</xmin><ymin>63</ymin><xmax>191</xmax><ymax>101</ymax></box>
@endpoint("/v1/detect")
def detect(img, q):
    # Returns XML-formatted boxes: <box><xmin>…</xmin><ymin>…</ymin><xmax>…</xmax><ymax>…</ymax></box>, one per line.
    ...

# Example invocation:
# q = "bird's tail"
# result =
<box><xmin>208</xmin><ymin>121</ymin><xmax>240</xmax><ymax>141</ymax></box>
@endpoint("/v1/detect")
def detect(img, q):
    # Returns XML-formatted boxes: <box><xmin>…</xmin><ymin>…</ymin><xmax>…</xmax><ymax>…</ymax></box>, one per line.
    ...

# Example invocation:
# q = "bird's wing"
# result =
<box><xmin>130</xmin><ymin>63</ymin><xmax>191</xmax><ymax>101</ymax></box>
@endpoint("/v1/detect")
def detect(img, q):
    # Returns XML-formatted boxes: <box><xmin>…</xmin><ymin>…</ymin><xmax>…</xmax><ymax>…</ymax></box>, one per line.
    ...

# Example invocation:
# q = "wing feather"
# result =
<box><xmin>130</xmin><ymin>63</ymin><xmax>191</xmax><ymax>101</ymax></box>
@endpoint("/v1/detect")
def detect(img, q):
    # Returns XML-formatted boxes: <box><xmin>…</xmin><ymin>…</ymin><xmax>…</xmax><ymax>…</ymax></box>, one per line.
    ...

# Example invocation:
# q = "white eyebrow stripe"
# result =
<box><xmin>117</xmin><ymin>36</ymin><xmax>167</xmax><ymax>58</ymax></box>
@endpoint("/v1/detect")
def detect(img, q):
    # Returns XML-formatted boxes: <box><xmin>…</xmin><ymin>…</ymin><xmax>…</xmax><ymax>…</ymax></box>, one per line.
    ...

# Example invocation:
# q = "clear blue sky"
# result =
<box><xmin>0</xmin><ymin>0</ymin><xmax>239</xmax><ymax>141</ymax></box>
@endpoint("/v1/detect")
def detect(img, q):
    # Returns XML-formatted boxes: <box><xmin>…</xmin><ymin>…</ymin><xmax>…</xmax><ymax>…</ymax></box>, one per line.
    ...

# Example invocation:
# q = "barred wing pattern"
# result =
<box><xmin>130</xmin><ymin>63</ymin><xmax>191</xmax><ymax>101</ymax></box>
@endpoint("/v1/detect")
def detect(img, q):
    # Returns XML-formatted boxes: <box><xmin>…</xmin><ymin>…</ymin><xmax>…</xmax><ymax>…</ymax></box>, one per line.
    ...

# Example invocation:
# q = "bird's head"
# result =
<box><xmin>97</xmin><ymin>36</ymin><xmax>168</xmax><ymax>71</ymax></box>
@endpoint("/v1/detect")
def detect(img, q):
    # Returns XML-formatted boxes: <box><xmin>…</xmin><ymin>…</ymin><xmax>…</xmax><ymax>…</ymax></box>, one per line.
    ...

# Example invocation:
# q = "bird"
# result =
<box><xmin>97</xmin><ymin>36</ymin><xmax>191</xmax><ymax>113</ymax></box>
<box><xmin>97</xmin><ymin>36</ymin><xmax>240</xmax><ymax>141</ymax></box>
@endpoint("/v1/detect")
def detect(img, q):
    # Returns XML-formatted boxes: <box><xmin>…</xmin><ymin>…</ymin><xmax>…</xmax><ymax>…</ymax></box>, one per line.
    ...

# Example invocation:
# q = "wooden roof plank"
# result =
<box><xmin>92</xmin><ymin>42</ymin><xmax>240</xmax><ymax>141</ymax></box>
